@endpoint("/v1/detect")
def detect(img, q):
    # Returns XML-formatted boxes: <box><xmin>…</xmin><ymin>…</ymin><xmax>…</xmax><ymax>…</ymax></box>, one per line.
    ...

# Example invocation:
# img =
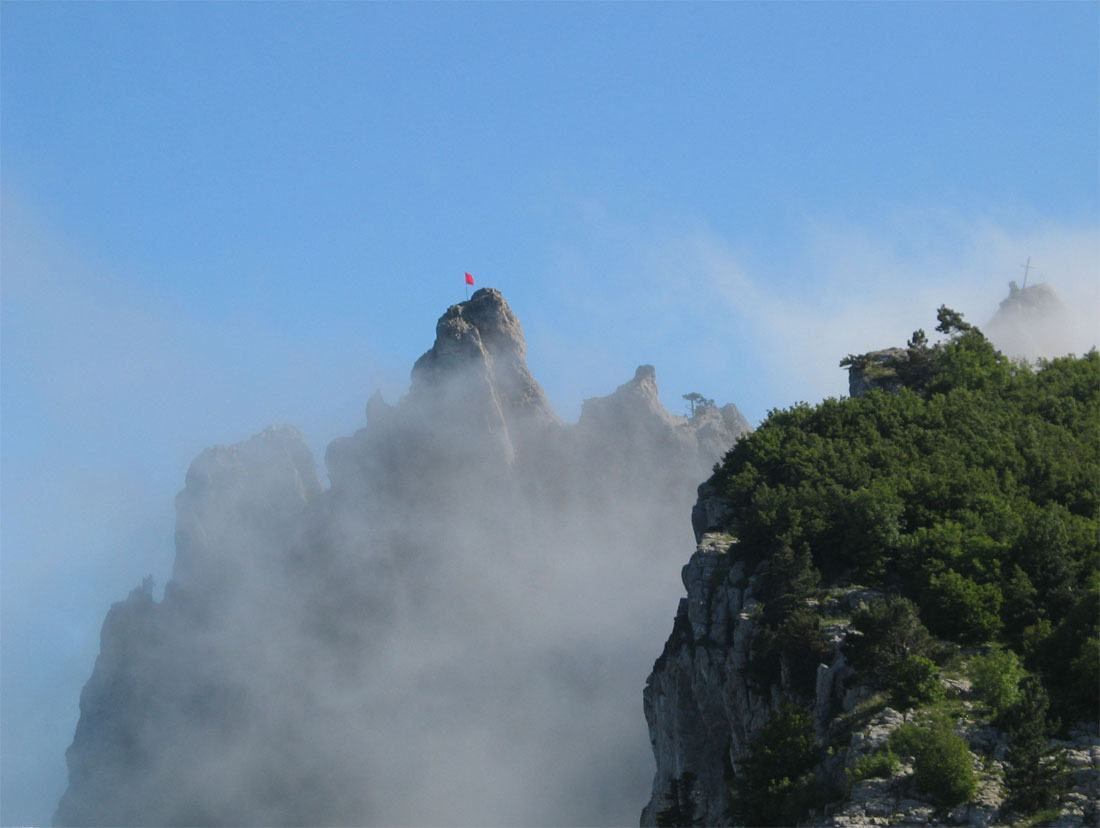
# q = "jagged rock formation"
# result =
<box><xmin>55</xmin><ymin>288</ymin><xmax>752</xmax><ymax>827</ymax></box>
<box><xmin>57</xmin><ymin>426</ymin><xmax>373</xmax><ymax>827</ymax></box>
<box><xmin>172</xmin><ymin>425</ymin><xmax>321</xmax><ymax>594</ymax></box>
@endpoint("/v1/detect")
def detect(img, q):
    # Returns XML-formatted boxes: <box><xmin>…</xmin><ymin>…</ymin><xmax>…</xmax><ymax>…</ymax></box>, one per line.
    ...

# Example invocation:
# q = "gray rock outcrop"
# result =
<box><xmin>845</xmin><ymin>348</ymin><xmax>907</xmax><ymax>398</ymax></box>
<box><xmin>55</xmin><ymin>426</ymin><xmax>371</xmax><ymax>827</ymax></box>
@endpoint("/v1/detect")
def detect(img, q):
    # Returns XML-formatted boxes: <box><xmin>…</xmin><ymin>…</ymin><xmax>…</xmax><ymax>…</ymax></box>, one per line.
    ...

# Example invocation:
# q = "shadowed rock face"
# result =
<box><xmin>56</xmin><ymin>288</ymin><xmax>752</xmax><ymax>828</ymax></box>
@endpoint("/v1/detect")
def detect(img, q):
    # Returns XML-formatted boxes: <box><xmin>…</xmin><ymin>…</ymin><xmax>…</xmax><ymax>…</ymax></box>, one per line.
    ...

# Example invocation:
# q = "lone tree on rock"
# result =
<box><xmin>683</xmin><ymin>392</ymin><xmax>715</xmax><ymax>418</ymax></box>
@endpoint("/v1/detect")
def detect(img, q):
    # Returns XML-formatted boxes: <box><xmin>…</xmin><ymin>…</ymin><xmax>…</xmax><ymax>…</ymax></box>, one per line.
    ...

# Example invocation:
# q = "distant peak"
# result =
<box><xmin>625</xmin><ymin>365</ymin><xmax>660</xmax><ymax>400</ymax></box>
<box><xmin>999</xmin><ymin>280</ymin><xmax>1063</xmax><ymax>315</ymax></box>
<box><xmin>418</xmin><ymin>287</ymin><xmax>527</xmax><ymax>379</ymax></box>
<box><xmin>987</xmin><ymin>280</ymin><xmax>1075</xmax><ymax>362</ymax></box>
<box><xmin>447</xmin><ymin>287</ymin><xmax>525</xmax><ymax>361</ymax></box>
<box><xmin>408</xmin><ymin>284</ymin><xmax>560</xmax><ymax>432</ymax></box>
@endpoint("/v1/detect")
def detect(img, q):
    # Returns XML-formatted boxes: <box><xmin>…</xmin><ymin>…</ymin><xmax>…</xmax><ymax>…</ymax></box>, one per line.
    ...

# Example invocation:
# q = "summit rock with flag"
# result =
<box><xmin>465</xmin><ymin>272</ymin><xmax>475</xmax><ymax>286</ymax></box>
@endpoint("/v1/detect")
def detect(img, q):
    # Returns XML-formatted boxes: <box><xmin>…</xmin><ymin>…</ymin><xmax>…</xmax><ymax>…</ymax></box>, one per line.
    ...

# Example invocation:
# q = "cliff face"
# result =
<box><xmin>55</xmin><ymin>288</ymin><xmax>752</xmax><ymax>827</ymax></box>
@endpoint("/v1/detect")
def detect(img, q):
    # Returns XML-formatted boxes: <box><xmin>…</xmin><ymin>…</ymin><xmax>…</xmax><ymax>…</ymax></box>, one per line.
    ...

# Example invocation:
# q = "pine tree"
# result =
<box><xmin>1003</xmin><ymin>677</ymin><xmax>1071</xmax><ymax>812</ymax></box>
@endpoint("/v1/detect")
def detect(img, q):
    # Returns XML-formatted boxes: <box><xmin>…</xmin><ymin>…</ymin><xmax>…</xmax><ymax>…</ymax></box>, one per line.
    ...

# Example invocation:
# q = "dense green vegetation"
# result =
<box><xmin>712</xmin><ymin>308</ymin><xmax>1098</xmax><ymax>726</ymax></box>
<box><xmin>728</xmin><ymin>703</ymin><xmax>823</xmax><ymax>827</ymax></box>
<box><xmin>711</xmin><ymin>308</ymin><xmax>1097</xmax><ymax>825</ymax></box>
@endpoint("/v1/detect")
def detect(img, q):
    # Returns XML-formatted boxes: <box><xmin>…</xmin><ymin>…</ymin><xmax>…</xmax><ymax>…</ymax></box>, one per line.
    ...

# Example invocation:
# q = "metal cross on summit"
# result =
<box><xmin>1020</xmin><ymin>256</ymin><xmax>1036</xmax><ymax>288</ymax></box>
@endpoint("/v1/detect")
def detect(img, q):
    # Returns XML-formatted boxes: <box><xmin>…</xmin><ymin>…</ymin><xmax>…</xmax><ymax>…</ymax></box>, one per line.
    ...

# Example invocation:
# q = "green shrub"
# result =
<box><xmin>889</xmin><ymin>654</ymin><xmax>945</xmax><ymax>710</ymax></box>
<box><xmin>888</xmin><ymin>722</ymin><xmax>925</xmax><ymax>757</ymax></box>
<box><xmin>848</xmin><ymin>750</ymin><xmax>899</xmax><ymax>783</ymax></box>
<box><xmin>773</xmin><ymin>608</ymin><xmax>832</xmax><ymax>697</ymax></box>
<box><xmin>730</xmin><ymin>702</ymin><xmax>819</xmax><ymax>827</ymax></box>
<box><xmin>970</xmin><ymin>646</ymin><xmax>1025</xmax><ymax>716</ymax></box>
<box><xmin>913</xmin><ymin>722</ymin><xmax>978</xmax><ymax>806</ymax></box>
<box><xmin>845</xmin><ymin>597</ymin><xmax>934</xmax><ymax>678</ymax></box>
<box><xmin>921</xmin><ymin>570</ymin><xmax>1002</xmax><ymax>645</ymax></box>
<box><xmin>1029</xmin><ymin>576</ymin><xmax>1100</xmax><ymax>724</ymax></box>
<box><xmin>889</xmin><ymin>719</ymin><xmax>977</xmax><ymax>807</ymax></box>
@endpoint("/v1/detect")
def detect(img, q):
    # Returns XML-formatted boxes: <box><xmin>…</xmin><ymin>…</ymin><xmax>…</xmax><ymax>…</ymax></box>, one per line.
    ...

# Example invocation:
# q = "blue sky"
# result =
<box><xmin>2</xmin><ymin>3</ymin><xmax>1098</xmax><ymax>824</ymax></box>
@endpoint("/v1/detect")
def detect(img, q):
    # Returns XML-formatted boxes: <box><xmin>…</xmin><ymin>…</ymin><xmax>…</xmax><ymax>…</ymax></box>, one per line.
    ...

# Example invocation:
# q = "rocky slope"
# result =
<box><xmin>55</xmin><ymin>288</ymin><xmax>752</xmax><ymax>827</ymax></box>
<box><xmin>641</xmin><ymin>526</ymin><xmax>1099</xmax><ymax>827</ymax></box>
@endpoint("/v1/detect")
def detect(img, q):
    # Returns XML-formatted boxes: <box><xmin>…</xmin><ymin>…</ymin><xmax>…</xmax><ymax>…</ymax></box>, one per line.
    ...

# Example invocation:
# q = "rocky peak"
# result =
<box><xmin>996</xmin><ymin>280</ymin><xmax>1065</xmax><ymax>319</ymax></box>
<box><xmin>410</xmin><ymin>288</ymin><xmax>559</xmax><ymax>430</ymax></box>
<box><xmin>447</xmin><ymin>287</ymin><xmax>528</xmax><ymax>365</ymax></box>
<box><xmin>579</xmin><ymin>364</ymin><xmax>672</xmax><ymax>428</ymax></box>
<box><xmin>628</xmin><ymin>363</ymin><xmax>660</xmax><ymax>395</ymax></box>
<box><xmin>985</xmin><ymin>281</ymin><xmax>1075</xmax><ymax>361</ymax></box>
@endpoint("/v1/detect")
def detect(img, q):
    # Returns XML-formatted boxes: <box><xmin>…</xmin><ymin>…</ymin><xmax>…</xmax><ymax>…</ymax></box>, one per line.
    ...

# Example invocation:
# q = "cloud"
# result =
<box><xmin>529</xmin><ymin>203</ymin><xmax>1098</xmax><ymax>424</ymax></box>
<box><xmin>1</xmin><ymin>194</ymin><xmax>405</xmax><ymax>825</ymax></box>
<box><xmin>694</xmin><ymin>211</ymin><xmax>1100</xmax><ymax>400</ymax></box>
<box><xmin>9</xmin><ymin>190</ymin><xmax>1096</xmax><ymax>826</ymax></box>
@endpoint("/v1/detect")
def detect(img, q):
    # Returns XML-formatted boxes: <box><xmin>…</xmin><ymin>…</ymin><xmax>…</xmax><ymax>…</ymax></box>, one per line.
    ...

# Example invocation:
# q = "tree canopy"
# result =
<box><xmin>708</xmin><ymin>308</ymin><xmax>1099</xmax><ymax>725</ymax></box>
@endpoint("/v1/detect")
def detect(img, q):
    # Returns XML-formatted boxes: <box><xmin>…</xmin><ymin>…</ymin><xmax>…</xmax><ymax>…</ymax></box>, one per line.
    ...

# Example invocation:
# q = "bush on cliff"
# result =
<box><xmin>970</xmin><ymin>646</ymin><xmax>1025</xmax><ymax>717</ymax></box>
<box><xmin>920</xmin><ymin>569</ymin><xmax>1003</xmax><ymax>644</ymax></box>
<box><xmin>845</xmin><ymin>596</ymin><xmax>934</xmax><ymax>676</ymax></box>
<box><xmin>889</xmin><ymin>654</ymin><xmax>944</xmax><ymax>710</ymax></box>
<box><xmin>889</xmin><ymin>718</ymin><xmax>977</xmax><ymax>807</ymax></box>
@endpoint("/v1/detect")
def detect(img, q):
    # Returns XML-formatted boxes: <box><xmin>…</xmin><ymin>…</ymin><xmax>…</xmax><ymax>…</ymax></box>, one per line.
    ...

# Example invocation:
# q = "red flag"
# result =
<box><xmin>465</xmin><ymin>272</ymin><xmax>475</xmax><ymax>286</ymax></box>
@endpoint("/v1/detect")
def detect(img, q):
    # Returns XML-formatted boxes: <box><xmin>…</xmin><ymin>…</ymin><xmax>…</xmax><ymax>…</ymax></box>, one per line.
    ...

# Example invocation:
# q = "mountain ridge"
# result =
<box><xmin>55</xmin><ymin>287</ymin><xmax>752</xmax><ymax>827</ymax></box>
